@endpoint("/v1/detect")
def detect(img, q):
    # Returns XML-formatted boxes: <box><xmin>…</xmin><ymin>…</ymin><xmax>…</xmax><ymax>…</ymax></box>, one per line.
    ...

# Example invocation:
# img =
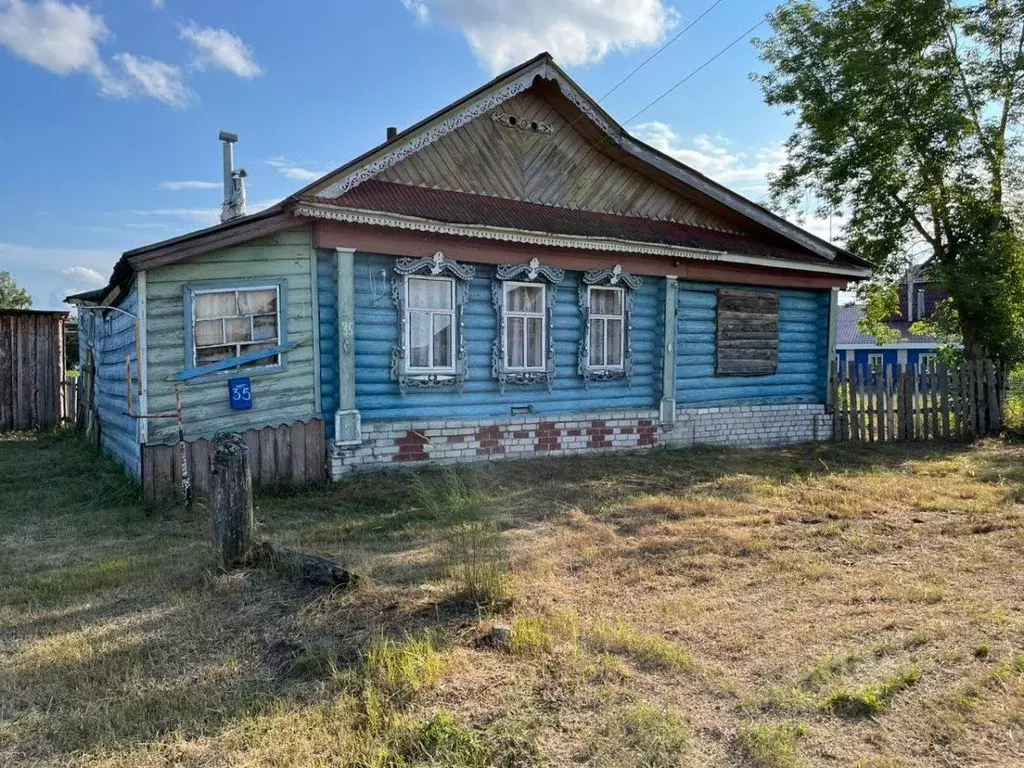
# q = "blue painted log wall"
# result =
<box><xmin>319</xmin><ymin>251</ymin><xmax>665</xmax><ymax>423</ymax></box>
<box><xmin>675</xmin><ymin>283</ymin><xmax>829</xmax><ymax>406</ymax></box>
<box><xmin>81</xmin><ymin>282</ymin><xmax>141</xmax><ymax>477</ymax></box>
<box><xmin>318</xmin><ymin>253</ymin><xmax>834</xmax><ymax>425</ymax></box>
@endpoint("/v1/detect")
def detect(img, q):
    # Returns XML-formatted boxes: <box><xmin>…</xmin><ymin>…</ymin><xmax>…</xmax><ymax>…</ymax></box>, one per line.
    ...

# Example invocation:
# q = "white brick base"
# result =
<box><xmin>329</xmin><ymin>404</ymin><xmax>831</xmax><ymax>479</ymax></box>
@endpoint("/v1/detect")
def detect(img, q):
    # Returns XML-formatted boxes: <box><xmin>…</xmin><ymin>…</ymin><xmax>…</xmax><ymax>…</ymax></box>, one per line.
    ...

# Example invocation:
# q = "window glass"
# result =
<box><xmin>508</xmin><ymin>285</ymin><xmax>542</xmax><ymax>313</ymax></box>
<box><xmin>405</xmin><ymin>276</ymin><xmax>455</xmax><ymax>371</ymax></box>
<box><xmin>590</xmin><ymin>288</ymin><xmax>622</xmax><ymax>315</ymax></box>
<box><xmin>191</xmin><ymin>286</ymin><xmax>280</xmax><ymax>368</ymax></box>
<box><xmin>508</xmin><ymin>316</ymin><xmax>525</xmax><ymax>368</ymax></box>
<box><xmin>607</xmin><ymin>318</ymin><xmax>623</xmax><ymax>366</ymax></box>
<box><xmin>526</xmin><ymin>316</ymin><xmax>544</xmax><ymax>368</ymax></box>
<box><xmin>589</xmin><ymin>319</ymin><xmax>604</xmax><ymax>366</ymax></box>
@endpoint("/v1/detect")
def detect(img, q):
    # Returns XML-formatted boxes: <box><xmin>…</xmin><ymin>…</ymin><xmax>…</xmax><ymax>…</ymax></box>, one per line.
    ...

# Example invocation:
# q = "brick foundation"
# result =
<box><xmin>330</xmin><ymin>404</ymin><xmax>832</xmax><ymax>479</ymax></box>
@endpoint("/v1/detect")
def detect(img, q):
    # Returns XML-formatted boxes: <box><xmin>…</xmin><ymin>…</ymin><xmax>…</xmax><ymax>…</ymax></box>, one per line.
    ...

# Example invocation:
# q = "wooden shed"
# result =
<box><xmin>0</xmin><ymin>309</ymin><xmax>69</xmax><ymax>431</ymax></box>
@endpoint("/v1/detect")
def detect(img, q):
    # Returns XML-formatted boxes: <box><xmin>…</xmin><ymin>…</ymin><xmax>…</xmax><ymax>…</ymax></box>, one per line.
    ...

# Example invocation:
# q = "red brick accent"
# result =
<box><xmin>476</xmin><ymin>425</ymin><xmax>505</xmax><ymax>456</ymax></box>
<box><xmin>566</xmin><ymin>428</ymin><xmax>581</xmax><ymax>437</ymax></box>
<box><xmin>394</xmin><ymin>430</ymin><xmax>430</xmax><ymax>461</ymax></box>
<box><xmin>620</xmin><ymin>426</ymin><xmax>635</xmax><ymax>435</ymax></box>
<box><xmin>534</xmin><ymin>420</ymin><xmax>561</xmax><ymax>452</ymax></box>
<box><xmin>586</xmin><ymin>419</ymin><xmax>612</xmax><ymax>449</ymax></box>
<box><xmin>513</xmin><ymin>430</ymin><xmax>531</xmax><ymax>439</ymax></box>
<box><xmin>638</xmin><ymin>420</ymin><xmax>657</xmax><ymax>447</ymax></box>
<box><xmin>446</xmin><ymin>434</ymin><xmax>466</xmax><ymax>444</ymax></box>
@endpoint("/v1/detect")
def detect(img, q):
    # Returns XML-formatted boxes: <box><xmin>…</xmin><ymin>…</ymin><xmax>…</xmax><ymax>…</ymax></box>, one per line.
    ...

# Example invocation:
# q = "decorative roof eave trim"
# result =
<box><xmin>314</xmin><ymin>60</ymin><xmax>617</xmax><ymax>200</ymax></box>
<box><xmin>293</xmin><ymin>204</ymin><xmax>873</xmax><ymax>279</ymax></box>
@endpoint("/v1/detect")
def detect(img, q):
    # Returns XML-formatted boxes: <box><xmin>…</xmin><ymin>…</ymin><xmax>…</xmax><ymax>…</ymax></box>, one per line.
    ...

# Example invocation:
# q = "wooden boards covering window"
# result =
<box><xmin>715</xmin><ymin>289</ymin><xmax>779</xmax><ymax>376</ymax></box>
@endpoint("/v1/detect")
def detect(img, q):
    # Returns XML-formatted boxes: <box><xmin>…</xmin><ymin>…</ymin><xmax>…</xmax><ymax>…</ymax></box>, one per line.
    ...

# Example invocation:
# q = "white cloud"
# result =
<box><xmin>179</xmin><ymin>21</ymin><xmax>263</xmax><ymax>78</ymax></box>
<box><xmin>0</xmin><ymin>0</ymin><xmax>192</xmax><ymax>106</ymax></box>
<box><xmin>151</xmin><ymin>0</ymin><xmax>163</xmax><ymax>8</ymax></box>
<box><xmin>402</xmin><ymin>0</ymin><xmax>429</xmax><ymax>23</ymax></box>
<box><xmin>62</xmin><ymin>265</ymin><xmax>106</xmax><ymax>285</ymax></box>
<box><xmin>131</xmin><ymin>207</ymin><xmax>221</xmax><ymax>225</ymax></box>
<box><xmin>0</xmin><ymin>243</ymin><xmax>118</xmax><ymax>308</ymax></box>
<box><xmin>111</xmin><ymin>52</ymin><xmax>191</xmax><ymax>108</ymax></box>
<box><xmin>159</xmin><ymin>180</ymin><xmax>220</xmax><ymax>190</ymax></box>
<box><xmin>401</xmin><ymin>0</ymin><xmax>678</xmax><ymax>74</ymax></box>
<box><xmin>631</xmin><ymin>122</ymin><xmax>846</xmax><ymax>245</ymax></box>
<box><xmin>632</xmin><ymin>122</ymin><xmax>786</xmax><ymax>196</ymax></box>
<box><xmin>266</xmin><ymin>159</ymin><xmax>321</xmax><ymax>182</ymax></box>
<box><xmin>0</xmin><ymin>0</ymin><xmax>110</xmax><ymax>77</ymax></box>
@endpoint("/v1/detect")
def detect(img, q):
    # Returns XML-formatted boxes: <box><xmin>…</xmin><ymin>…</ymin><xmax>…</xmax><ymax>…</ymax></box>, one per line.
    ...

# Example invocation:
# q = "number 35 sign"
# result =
<box><xmin>228</xmin><ymin>377</ymin><xmax>253</xmax><ymax>410</ymax></box>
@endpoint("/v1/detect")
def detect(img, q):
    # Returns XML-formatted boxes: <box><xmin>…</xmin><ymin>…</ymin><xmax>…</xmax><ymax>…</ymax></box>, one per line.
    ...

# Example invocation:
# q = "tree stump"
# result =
<box><xmin>211</xmin><ymin>432</ymin><xmax>254</xmax><ymax>569</ymax></box>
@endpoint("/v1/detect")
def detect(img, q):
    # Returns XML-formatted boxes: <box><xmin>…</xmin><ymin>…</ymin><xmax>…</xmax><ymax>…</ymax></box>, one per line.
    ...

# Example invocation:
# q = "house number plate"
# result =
<box><xmin>229</xmin><ymin>377</ymin><xmax>252</xmax><ymax>410</ymax></box>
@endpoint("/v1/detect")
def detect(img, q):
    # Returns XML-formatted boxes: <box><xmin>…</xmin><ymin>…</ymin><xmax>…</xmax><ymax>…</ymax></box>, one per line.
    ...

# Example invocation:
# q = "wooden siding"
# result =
<box><xmin>141</xmin><ymin>419</ymin><xmax>326</xmax><ymax>500</ymax></box>
<box><xmin>325</xmin><ymin>252</ymin><xmax>665</xmax><ymax>422</ymax></box>
<box><xmin>677</xmin><ymin>283</ymin><xmax>828</xmax><ymax>406</ymax></box>
<box><xmin>0</xmin><ymin>311</ymin><xmax>66</xmax><ymax>431</ymax></box>
<box><xmin>715</xmin><ymin>289</ymin><xmax>780</xmax><ymax>376</ymax></box>
<box><xmin>79</xmin><ymin>288</ymin><xmax>141</xmax><ymax>476</ymax></box>
<box><xmin>145</xmin><ymin>228</ymin><xmax>319</xmax><ymax>445</ymax></box>
<box><xmin>376</xmin><ymin>90</ymin><xmax>741</xmax><ymax>233</ymax></box>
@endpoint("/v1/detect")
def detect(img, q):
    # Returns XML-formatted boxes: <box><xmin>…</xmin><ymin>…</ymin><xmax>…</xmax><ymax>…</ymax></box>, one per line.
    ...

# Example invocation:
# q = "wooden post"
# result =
<box><xmin>849</xmin><ymin>362</ymin><xmax>860</xmax><ymax>442</ymax></box>
<box><xmin>898</xmin><ymin>364</ymin><xmax>909</xmax><ymax>441</ymax></box>
<box><xmin>211</xmin><ymin>433</ymin><xmax>254</xmax><ymax>569</ymax></box>
<box><xmin>985</xmin><ymin>360</ymin><xmax>999</xmax><ymax>435</ymax></box>
<box><xmin>939</xmin><ymin>363</ymin><xmax>951</xmax><ymax>439</ymax></box>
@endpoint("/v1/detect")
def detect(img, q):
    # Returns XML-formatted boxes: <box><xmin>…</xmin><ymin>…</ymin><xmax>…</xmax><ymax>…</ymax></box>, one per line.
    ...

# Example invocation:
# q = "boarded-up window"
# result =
<box><xmin>715</xmin><ymin>289</ymin><xmax>779</xmax><ymax>376</ymax></box>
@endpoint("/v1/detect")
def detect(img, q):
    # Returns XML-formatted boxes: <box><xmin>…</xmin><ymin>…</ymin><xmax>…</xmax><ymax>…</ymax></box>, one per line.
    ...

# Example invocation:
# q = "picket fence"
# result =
<box><xmin>832</xmin><ymin>361</ymin><xmax>1005</xmax><ymax>442</ymax></box>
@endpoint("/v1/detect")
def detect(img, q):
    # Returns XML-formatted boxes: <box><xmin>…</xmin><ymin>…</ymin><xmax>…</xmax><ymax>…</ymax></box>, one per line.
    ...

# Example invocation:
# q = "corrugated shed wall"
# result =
<box><xmin>676</xmin><ymin>283</ymin><xmax>828</xmax><ymax>406</ymax></box>
<box><xmin>145</xmin><ymin>228</ymin><xmax>318</xmax><ymax>445</ymax></box>
<box><xmin>322</xmin><ymin>253</ymin><xmax>665</xmax><ymax>422</ymax></box>
<box><xmin>87</xmin><ymin>284</ymin><xmax>141</xmax><ymax>476</ymax></box>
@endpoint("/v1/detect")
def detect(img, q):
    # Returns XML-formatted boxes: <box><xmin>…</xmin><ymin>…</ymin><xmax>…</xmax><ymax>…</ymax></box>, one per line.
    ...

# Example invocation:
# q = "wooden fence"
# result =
<box><xmin>832</xmin><ymin>361</ymin><xmax>1005</xmax><ymax>442</ymax></box>
<box><xmin>140</xmin><ymin>419</ymin><xmax>327</xmax><ymax>501</ymax></box>
<box><xmin>0</xmin><ymin>310</ymin><xmax>68</xmax><ymax>431</ymax></box>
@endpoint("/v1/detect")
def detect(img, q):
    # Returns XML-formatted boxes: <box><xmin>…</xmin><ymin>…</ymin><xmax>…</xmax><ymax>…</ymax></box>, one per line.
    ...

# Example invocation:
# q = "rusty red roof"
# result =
<box><xmin>305</xmin><ymin>181</ymin><xmax>854</xmax><ymax>268</ymax></box>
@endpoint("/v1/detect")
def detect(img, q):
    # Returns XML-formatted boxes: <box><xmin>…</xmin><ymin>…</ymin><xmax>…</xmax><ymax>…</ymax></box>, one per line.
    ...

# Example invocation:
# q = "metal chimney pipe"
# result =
<box><xmin>386</xmin><ymin>126</ymin><xmax>398</xmax><ymax>141</ymax></box>
<box><xmin>218</xmin><ymin>131</ymin><xmax>244</xmax><ymax>223</ymax></box>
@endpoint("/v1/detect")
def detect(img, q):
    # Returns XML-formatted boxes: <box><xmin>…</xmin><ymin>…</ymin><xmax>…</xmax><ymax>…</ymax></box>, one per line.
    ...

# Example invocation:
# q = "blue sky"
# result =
<box><xmin>0</xmin><ymin>0</ymin><xmax>833</xmax><ymax>309</ymax></box>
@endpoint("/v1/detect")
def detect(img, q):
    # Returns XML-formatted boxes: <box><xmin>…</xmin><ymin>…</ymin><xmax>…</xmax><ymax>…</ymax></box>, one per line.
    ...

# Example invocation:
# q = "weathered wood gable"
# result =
<box><xmin>377</xmin><ymin>90</ymin><xmax>741</xmax><ymax>233</ymax></box>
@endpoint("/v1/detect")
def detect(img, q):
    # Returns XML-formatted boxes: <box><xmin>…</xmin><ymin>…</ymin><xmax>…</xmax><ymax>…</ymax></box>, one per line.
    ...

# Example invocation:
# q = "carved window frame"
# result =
<box><xmin>391</xmin><ymin>252</ymin><xmax>475</xmax><ymax>394</ymax></box>
<box><xmin>491</xmin><ymin>258</ymin><xmax>565</xmax><ymax>393</ymax></box>
<box><xmin>578</xmin><ymin>265</ymin><xmax>641</xmax><ymax>388</ymax></box>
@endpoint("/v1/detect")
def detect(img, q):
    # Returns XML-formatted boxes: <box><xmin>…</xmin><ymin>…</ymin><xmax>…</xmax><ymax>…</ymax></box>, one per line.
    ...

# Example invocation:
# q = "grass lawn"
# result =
<box><xmin>2</xmin><ymin>431</ymin><xmax>1023</xmax><ymax>767</ymax></box>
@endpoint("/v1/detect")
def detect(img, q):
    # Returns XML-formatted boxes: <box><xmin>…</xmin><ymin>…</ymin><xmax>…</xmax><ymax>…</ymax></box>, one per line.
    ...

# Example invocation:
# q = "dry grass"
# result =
<box><xmin>2</xmin><ymin>431</ymin><xmax>1024</xmax><ymax>766</ymax></box>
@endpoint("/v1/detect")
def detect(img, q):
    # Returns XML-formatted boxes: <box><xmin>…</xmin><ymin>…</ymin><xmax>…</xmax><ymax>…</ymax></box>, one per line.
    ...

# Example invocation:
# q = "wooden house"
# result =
<box><xmin>68</xmin><ymin>53</ymin><xmax>871</xmax><ymax>499</ymax></box>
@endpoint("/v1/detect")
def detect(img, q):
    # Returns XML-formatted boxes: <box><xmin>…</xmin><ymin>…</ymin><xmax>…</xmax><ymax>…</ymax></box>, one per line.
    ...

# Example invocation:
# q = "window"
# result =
<box><xmin>391</xmin><ymin>252</ymin><xmax>475</xmax><ymax>394</ymax></box>
<box><xmin>492</xmin><ymin>258</ymin><xmax>564</xmax><ymax>393</ymax></box>
<box><xmin>715</xmin><ymin>289</ymin><xmax>779</xmax><ymax>376</ymax></box>
<box><xmin>868</xmin><ymin>353</ymin><xmax>884</xmax><ymax>373</ymax></box>
<box><xmin>918</xmin><ymin>353</ymin><xmax>936</xmax><ymax>371</ymax></box>
<box><xmin>406</xmin><ymin>276</ymin><xmax>455</xmax><ymax>371</ymax></box>
<box><xmin>504</xmin><ymin>282</ymin><xmax>546</xmax><ymax>370</ymax></box>
<box><xmin>191</xmin><ymin>285</ymin><xmax>281</xmax><ymax>369</ymax></box>
<box><xmin>587</xmin><ymin>286</ymin><xmax>624</xmax><ymax>369</ymax></box>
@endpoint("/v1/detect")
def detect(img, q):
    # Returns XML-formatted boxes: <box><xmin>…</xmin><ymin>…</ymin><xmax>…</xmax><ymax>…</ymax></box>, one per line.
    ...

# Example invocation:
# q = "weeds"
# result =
<box><xmin>588</xmin><ymin>619</ymin><xmax>692</xmax><ymax>672</ymax></box>
<box><xmin>826</xmin><ymin>668</ymin><xmax>922</xmax><ymax>718</ymax></box>
<box><xmin>739</xmin><ymin>720</ymin><xmax>806</xmax><ymax>768</ymax></box>
<box><xmin>588</xmin><ymin>703</ymin><xmax>691</xmax><ymax>767</ymax></box>
<box><xmin>443</xmin><ymin>522</ymin><xmax>511</xmax><ymax>608</ymax></box>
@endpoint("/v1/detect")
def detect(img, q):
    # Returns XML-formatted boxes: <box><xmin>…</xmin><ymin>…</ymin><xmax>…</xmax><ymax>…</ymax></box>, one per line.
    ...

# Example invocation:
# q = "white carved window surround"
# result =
<box><xmin>391</xmin><ymin>252</ymin><xmax>475</xmax><ymax>394</ymax></box>
<box><xmin>491</xmin><ymin>258</ymin><xmax>565</xmax><ymax>393</ymax></box>
<box><xmin>578</xmin><ymin>265</ymin><xmax>641</xmax><ymax>388</ymax></box>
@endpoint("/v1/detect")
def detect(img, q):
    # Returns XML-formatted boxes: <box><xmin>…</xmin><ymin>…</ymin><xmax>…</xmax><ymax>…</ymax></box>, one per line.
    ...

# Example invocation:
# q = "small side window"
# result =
<box><xmin>185</xmin><ymin>281</ymin><xmax>286</xmax><ymax>375</ymax></box>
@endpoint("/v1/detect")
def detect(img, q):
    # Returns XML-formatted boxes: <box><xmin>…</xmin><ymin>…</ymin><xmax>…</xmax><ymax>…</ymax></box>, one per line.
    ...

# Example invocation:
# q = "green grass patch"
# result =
<box><xmin>826</xmin><ymin>668</ymin><xmax>921</xmax><ymax>718</ymax></box>
<box><xmin>739</xmin><ymin>720</ymin><xmax>806</xmax><ymax>768</ymax></box>
<box><xmin>588</xmin><ymin>619</ymin><xmax>692</xmax><ymax>672</ymax></box>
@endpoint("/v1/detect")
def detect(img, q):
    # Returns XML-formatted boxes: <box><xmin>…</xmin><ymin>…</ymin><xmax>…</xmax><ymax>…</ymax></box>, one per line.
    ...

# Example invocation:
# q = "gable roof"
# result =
<box><xmin>837</xmin><ymin>306</ymin><xmax>941</xmax><ymax>347</ymax></box>
<box><xmin>71</xmin><ymin>52</ymin><xmax>870</xmax><ymax>305</ymax></box>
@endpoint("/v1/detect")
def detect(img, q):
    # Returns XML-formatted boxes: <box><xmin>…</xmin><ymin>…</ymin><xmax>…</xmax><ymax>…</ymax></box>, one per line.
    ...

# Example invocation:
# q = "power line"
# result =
<box><xmin>622</xmin><ymin>16</ymin><xmax>768</xmax><ymax>126</ymax></box>
<box><xmin>597</xmin><ymin>0</ymin><xmax>727</xmax><ymax>102</ymax></box>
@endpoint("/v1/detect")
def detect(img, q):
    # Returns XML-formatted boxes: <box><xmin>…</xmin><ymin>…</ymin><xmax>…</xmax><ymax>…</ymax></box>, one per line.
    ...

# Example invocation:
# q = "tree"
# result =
<box><xmin>755</xmin><ymin>0</ymin><xmax>1024</xmax><ymax>362</ymax></box>
<box><xmin>0</xmin><ymin>271</ymin><xmax>32</xmax><ymax>310</ymax></box>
